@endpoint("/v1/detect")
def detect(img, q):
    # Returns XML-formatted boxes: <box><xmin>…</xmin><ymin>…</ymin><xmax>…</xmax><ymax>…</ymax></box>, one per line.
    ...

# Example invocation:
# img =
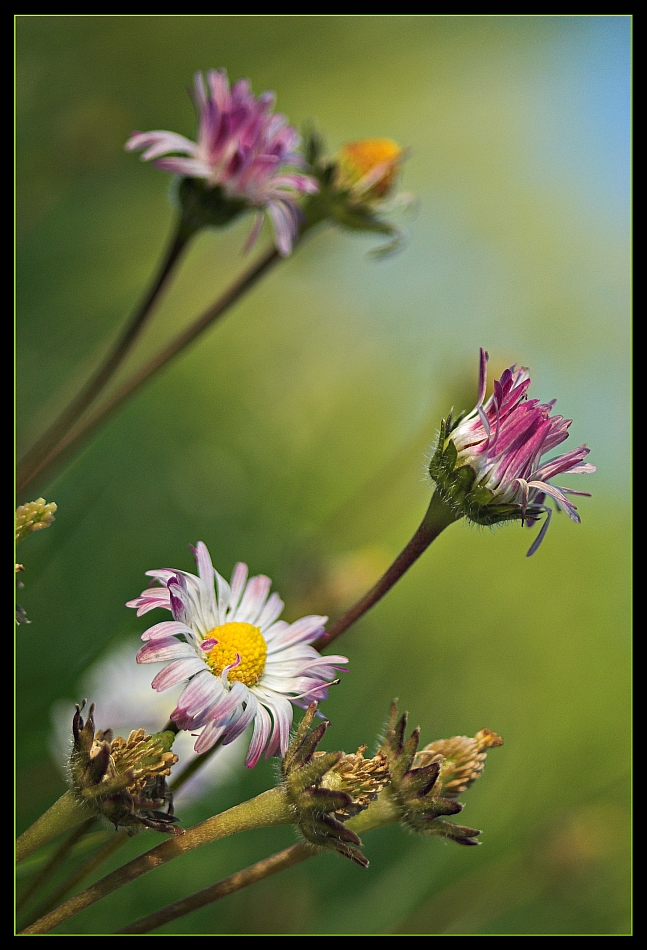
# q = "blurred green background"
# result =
<box><xmin>16</xmin><ymin>16</ymin><xmax>630</xmax><ymax>935</ymax></box>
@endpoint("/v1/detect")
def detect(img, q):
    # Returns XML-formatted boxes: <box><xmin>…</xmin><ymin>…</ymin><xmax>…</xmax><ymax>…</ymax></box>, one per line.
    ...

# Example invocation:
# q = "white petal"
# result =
<box><xmin>137</xmin><ymin>638</ymin><xmax>195</xmax><ymax>664</ymax></box>
<box><xmin>151</xmin><ymin>657</ymin><xmax>205</xmax><ymax>691</ymax></box>
<box><xmin>235</xmin><ymin>574</ymin><xmax>271</xmax><ymax>624</ymax></box>
<box><xmin>246</xmin><ymin>703</ymin><xmax>272</xmax><ymax>767</ymax></box>
<box><xmin>140</xmin><ymin>620</ymin><xmax>194</xmax><ymax>642</ymax></box>
<box><xmin>258</xmin><ymin>592</ymin><xmax>284</xmax><ymax>630</ymax></box>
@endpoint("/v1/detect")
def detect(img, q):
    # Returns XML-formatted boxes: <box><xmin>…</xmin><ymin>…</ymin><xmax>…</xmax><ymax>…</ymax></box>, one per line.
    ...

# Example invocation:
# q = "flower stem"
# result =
<box><xmin>19</xmin><ymin>786</ymin><xmax>293</xmax><ymax>935</ymax></box>
<box><xmin>116</xmin><ymin>842</ymin><xmax>317</xmax><ymax>934</ymax></box>
<box><xmin>316</xmin><ymin>491</ymin><xmax>460</xmax><ymax>650</ymax></box>
<box><xmin>16</xmin><ymin>819</ymin><xmax>96</xmax><ymax>914</ymax></box>
<box><xmin>16</xmin><ymin>218</ymin><xmax>192</xmax><ymax>495</ymax></box>
<box><xmin>115</xmin><ymin>788</ymin><xmax>403</xmax><ymax>933</ymax></box>
<box><xmin>16</xmin><ymin>791</ymin><xmax>90</xmax><ymax>864</ymax></box>
<box><xmin>19</xmin><ymin>831</ymin><xmax>128</xmax><ymax>931</ymax></box>
<box><xmin>18</xmin><ymin>244</ymin><xmax>280</xmax><ymax>496</ymax></box>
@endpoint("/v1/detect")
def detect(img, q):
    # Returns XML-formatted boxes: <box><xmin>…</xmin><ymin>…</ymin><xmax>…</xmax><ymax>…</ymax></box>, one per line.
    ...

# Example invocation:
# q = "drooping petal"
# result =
<box><xmin>126</xmin><ymin>586</ymin><xmax>171</xmax><ymax>616</ymax></box>
<box><xmin>257</xmin><ymin>689</ymin><xmax>294</xmax><ymax>759</ymax></box>
<box><xmin>246</xmin><ymin>702</ymin><xmax>272</xmax><ymax>767</ymax></box>
<box><xmin>126</xmin><ymin>130</ymin><xmax>199</xmax><ymax>160</ymax></box>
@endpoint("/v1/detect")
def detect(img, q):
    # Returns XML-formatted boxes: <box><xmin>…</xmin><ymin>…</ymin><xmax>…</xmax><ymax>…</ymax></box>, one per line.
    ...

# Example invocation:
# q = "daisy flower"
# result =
<box><xmin>429</xmin><ymin>349</ymin><xmax>595</xmax><ymax>555</ymax></box>
<box><xmin>126</xmin><ymin>70</ymin><xmax>318</xmax><ymax>256</ymax></box>
<box><xmin>127</xmin><ymin>543</ymin><xmax>347</xmax><ymax>767</ymax></box>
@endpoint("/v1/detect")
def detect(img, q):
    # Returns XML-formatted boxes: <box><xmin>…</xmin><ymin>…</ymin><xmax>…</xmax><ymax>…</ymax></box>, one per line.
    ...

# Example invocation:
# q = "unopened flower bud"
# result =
<box><xmin>302</xmin><ymin>129</ymin><xmax>409</xmax><ymax>254</ymax></box>
<box><xmin>15</xmin><ymin>498</ymin><xmax>57</xmax><ymax>545</ymax></box>
<box><xmin>69</xmin><ymin>701</ymin><xmax>182</xmax><ymax>836</ymax></box>
<box><xmin>335</xmin><ymin>138</ymin><xmax>405</xmax><ymax>202</ymax></box>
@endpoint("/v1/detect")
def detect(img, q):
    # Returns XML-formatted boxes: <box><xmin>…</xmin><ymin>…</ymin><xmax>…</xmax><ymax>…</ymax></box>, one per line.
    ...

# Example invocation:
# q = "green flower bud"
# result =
<box><xmin>302</xmin><ymin>128</ymin><xmax>409</xmax><ymax>255</ymax></box>
<box><xmin>15</xmin><ymin>498</ymin><xmax>57</xmax><ymax>545</ymax></box>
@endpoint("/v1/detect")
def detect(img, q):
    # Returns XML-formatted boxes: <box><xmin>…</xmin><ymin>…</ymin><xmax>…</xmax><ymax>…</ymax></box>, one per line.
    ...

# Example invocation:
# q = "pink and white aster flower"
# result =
<box><xmin>126</xmin><ymin>70</ymin><xmax>318</xmax><ymax>256</ymax></box>
<box><xmin>127</xmin><ymin>543</ymin><xmax>347</xmax><ymax>767</ymax></box>
<box><xmin>429</xmin><ymin>349</ymin><xmax>595</xmax><ymax>555</ymax></box>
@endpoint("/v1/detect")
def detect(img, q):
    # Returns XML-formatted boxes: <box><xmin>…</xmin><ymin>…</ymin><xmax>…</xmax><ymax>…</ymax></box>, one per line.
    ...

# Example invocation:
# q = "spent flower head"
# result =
<box><xmin>69</xmin><ymin>701</ymin><xmax>181</xmax><ymax>836</ymax></box>
<box><xmin>428</xmin><ymin>349</ymin><xmax>595</xmax><ymax>555</ymax></box>
<box><xmin>375</xmin><ymin>702</ymin><xmax>501</xmax><ymax>845</ymax></box>
<box><xmin>126</xmin><ymin>70</ymin><xmax>318</xmax><ymax>255</ymax></box>
<box><xmin>414</xmin><ymin>728</ymin><xmax>504</xmax><ymax>799</ymax></box>
<box><xmin>127</xmin><ymin>542</ymin><xmax>348</xmax><ymax>768</ymax></box>
<box><xmin>281</xmin><ymin>703</ymin><xmax>388</xmax><ymax>867</ymax></box>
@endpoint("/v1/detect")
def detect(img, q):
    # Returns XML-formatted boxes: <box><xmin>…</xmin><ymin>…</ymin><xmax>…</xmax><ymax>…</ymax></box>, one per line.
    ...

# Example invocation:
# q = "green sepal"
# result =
<box><xmin>283</xmin><ymin>721</ymin><xmax>329</xmax><ymax>774</ymax></box>
<box><xmin>427</xmin><ymin>818</ymin><xmax>482</xmax><ymax>845</ymax></box>
<box><xmin>280</xmin><ymin>704</ymin><xmax>371</xmax><ymax>867</ymax></box>
<box><xmin>285</xmin><ymin>752</ymin><xmax>342</xmax><ymax>797</ymax></box>
<box><xmin>86</xmin><ymin>741</ymin><xmax>111</xmax><ymax>785</ymax></box>
<box><xmin>299</xmin><ymin>786</ymin><xmax>354</xmax><ymax>816</ymax></box>
<box><xmin>176</xmin><ymin>177</ymin><xmax>248</xmax><ymax>236</ymax></box>
<box><xmin>409</xmin><ymin>796</ymin><xmax>463</xmax><ymax>818</ymax></box>
<box><xmin>399</xmin><ymin>761</ymin><xmax>441</xmax><ymax>798</ymax></box>
<box><xmin>428</xmin><ymin>420</ymin><xmax>538</xmax><ymax>527</ymax></box>
<box><xmin>301</xmin><ymin>168</ymin><xmax>401</xmax><ymax>253</ymax></box>
<box><xmin>302</xmin><ymin>124</ymin><xmax>325</xmax><ymax>168</ymax></box>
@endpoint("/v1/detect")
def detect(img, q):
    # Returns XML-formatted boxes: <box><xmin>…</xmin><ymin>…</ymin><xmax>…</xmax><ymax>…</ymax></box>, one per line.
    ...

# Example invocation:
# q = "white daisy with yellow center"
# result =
<box><xmin>127</xmin><ymin>543</ymin><xmax>348</xmax><ymax>767</ymax></box>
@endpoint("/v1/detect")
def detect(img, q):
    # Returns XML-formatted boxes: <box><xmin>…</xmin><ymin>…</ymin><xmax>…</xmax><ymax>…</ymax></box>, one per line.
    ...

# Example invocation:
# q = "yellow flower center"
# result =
<box><xmin>337</xmin><ymin>138</ymin><xmax>403</xmax><ymax>198</ymax></box>
<box><xmin>204</xmin><ymin>622</ymin><xmax>267</xmax><ymax>686</ymax></box>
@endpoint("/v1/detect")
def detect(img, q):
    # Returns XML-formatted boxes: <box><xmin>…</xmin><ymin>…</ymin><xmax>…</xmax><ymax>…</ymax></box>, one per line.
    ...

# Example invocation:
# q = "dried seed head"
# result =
<box><xmin>317</xmin><ymin>745</ymin><xmax>390</xmax><ymax>819</ymax></box>
<box><xmin>375</xmin><ymin>702</ymin><xmax>502</xmax><ymax>845</ymax></box>
<box><xmin>69</xmin><ymin>700</ymin><xmax>182</xmax><ymax>836</ymax></box>
<box><xmin>414</xmin><ymin>729</ymin><xmax>503</xmax><ymax>798</ymax></box>
<box><xmin>281</xmin><ymin>704</ymin><xmax>381</xmax><ymax>867</ymax></box>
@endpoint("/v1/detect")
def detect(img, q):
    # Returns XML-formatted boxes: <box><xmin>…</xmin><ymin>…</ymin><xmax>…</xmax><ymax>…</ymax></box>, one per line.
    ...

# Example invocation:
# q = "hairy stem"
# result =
<box><xmin>20</xmin><ymin>787</ymin><xmax>293</xmax><ymax>935</ymax></box>
<box><xmin>316</xmin><ymin>491</ymin><xmax>459</xmax><ymax>650</ymax></box>
<box><xmin>115</xmin><ymin>787</ymin><xmax>403</xmax><ymax>933</ymax></box>
<box><xmin>16</xmin><ymin>791</ymin><xmax>90</xmax><ymax>864</ymax></box>
<box><xmin>117</xmin><ymin>842</ymin><xmax>317</xmax><ymax>933</ymax></box>
<box><xmin>18</xmin><ymin>830</ymin><xmax>127</xmax><ymax>931</ymax></box>
<box><xmin>17</xmin><ymin>219</ymin><xmax>192</xmax><ymax>494</ymax></box>
<box><xmin>16</xmin><ymin>819</ymin><xmax>96</xmax><ymax>913</ymax></box>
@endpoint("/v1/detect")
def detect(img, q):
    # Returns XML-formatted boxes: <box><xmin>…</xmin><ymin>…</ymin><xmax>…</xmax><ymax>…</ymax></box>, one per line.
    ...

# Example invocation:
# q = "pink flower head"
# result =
<box><xmin>127</xmin><ymin>543</ymin><xmax>347</xmax><ymax>767</ymax></box>
<box><xmin>126</xmin><ymin>70</ymin><xmax>319</xmax><ymax>255</ymax></box>
<box><xmin>429</xmin><ymin>349</ymin><xmax>595</xmax><ymax>555</ymax></box>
